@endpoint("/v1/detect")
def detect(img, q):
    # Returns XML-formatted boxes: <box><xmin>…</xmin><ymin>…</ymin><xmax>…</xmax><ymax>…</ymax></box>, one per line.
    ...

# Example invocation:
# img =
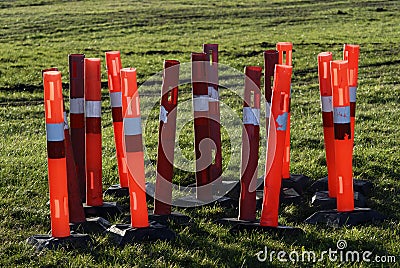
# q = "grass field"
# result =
<box><xmin>0</xmin><ymin>0</ymin><xmax>399</xmax><ymax>267</ymax></box>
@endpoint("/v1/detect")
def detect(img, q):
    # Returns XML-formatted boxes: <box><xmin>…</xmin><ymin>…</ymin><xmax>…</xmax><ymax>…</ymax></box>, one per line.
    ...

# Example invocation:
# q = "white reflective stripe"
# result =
<box><xmin>320</xmin><ymin>96</ymin><xmax>333</xmax><ymax>112</ymax></box>
<box><xmin>243</xmin><ymin>107</ymin><xmax>260</xmax><ymax>125</ymax></box>
<box><xmin>265</xmin><ymin>101</ymin><xmax>271</xmax><ymax>118</ymax></box>
<box><xmin>193</xmin><ymin>95</ymin><xmax>209</xmax><ymax>112</ymax></box>
<box><xmin>123</xmin><ymin>117</ymin><xmax>142</xmax><ymax>135</ymax></box>
<box><xmin>70</xmin><ymin>98</ymin><xmax>84</xmax><ymax>114</ymax></box>
<box><xmin>110</xmin><ymin>91</ymin><xmax>122</xmax><ymax>108</ymax></box>
<box><xmin>333</xmin><ymin>106</ymin><xmax>350</xmax><ymax>124</ymax></box>
<box><xmin>349</xmin><ymin>86</ymin><xmax>357</xmax><ymax>103</ymax></box>
<box><xmin>63</xmin><ymin>112</ymin><xmax>69</xmax><ymax>130</ymax></box>
<box><xmin>208</xmin><ymin>86</ymin><xmax>219</xmax><ymax>102</ymax></box>
<box><xmin>85</xmin><ymin>101</ymin><xmax>101</xmax><ymax>118</ymax></box>
<box><xmin>46</xmin><ymin>123</ymin><xmax>65</xmax><ymax>141</ymax></box>
<box><xmin>159</xmin><ymin>105</ymin><xmax>168</xmax><ymax>123</ymax></box>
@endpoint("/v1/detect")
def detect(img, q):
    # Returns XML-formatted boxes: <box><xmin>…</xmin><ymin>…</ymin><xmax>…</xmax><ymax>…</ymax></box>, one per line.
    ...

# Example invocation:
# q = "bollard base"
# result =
<box><xmin>83</xmin><ymin>202</ymin><xmax>123</xmax><ymax>220</ymax></box>
<box><xmin>305</xmin><ymin>208</ymin><xmax>386</xmax><ymax>227</ymax></box>
<box><xmin>282</xmin><ymin>174</ymin><xmax>310</xmax><ymax>194</ymax></box>
<box><xmin>311</xmin><ymin>191</ymin><xmax>367</xmax><ymax>210</ymax></box>
<box><xmin>26</xmin><ymin>233</ymin><xmax>91</xmax><ymax>251</ymax></box>
<box><xmin>229</xmin><ymin>222</ymin><xmax>304</xmax><ymax>235</ymax></box>
<box><xmin>280</xmin><ymin>187</ymin><xmax>302</xmax><ymax>205</ymax></box>
<box><xmin>213</xmin><ymin>180</ymin><xmax>241</xmax><ymax>200</ymax></box>
<box><xmin>310</xmin><ymin>177</ymin><xmax>373</xmax><ymax>196</ymax></box>
<box><xmin>215</xmin><ymin>217</ymin><xmax>258</xmax><ymax>227</ymax></box>
<box><xmin>107</xmin><ymin>222</ymin><xmax>176</xmax><ymax>245</ymax></box>
<box><xmin>173</xmin><ymin>195</ymin><xmax>237</xmax><ymax>208</ymax></box>
<box><xmin>148</xmin><ymin>211</ymin><xmax>192</xmax><ymax>226</ymax></box>
<box><xmin>103</xmin><ymin>184</ymin><xmax>129</xmax><ymax>198</ymax></box>
<box><xmin>70</xmin><ymin>217</ymin><xmax>111</xmax><ymax>234</ymax></box>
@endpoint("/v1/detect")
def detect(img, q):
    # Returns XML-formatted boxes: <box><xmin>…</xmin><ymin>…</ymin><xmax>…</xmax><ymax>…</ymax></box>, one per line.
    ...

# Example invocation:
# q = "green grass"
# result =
<box><xmin>0</xmin><ymin>0</ymin><xmax>399</xmax><ymax>267</ymax></box>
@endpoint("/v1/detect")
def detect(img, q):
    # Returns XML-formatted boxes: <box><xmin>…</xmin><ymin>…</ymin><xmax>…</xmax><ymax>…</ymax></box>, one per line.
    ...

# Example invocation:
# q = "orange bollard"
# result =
<box><xmin>105</xmin><ymin>51</ymin><xmax>129</xmax><ymax>191</ymax></box>
<box><xmin>121</xmin><ymin>68</ymin><xmax>149</xmax><ymax>228</ymax></box>
<box><xmin>260</xmin><ymin>65</ymin><xmax>292</xmax><ymax>227</ymax></box>
<box><xmin>276</xmin><ymin>42</ymin><xmax>292</xmax><ymax>180</ymax></box>
<box><xmin>154</xmin><ymin>60</ymin><xmax>180</xmax><ymax>215</ymax></box>
<box><xmin>69</xmin><ymin>54</ymin><xmax>86</xmax><ymax>202</ymax></box>
<box><xmin>331</xmin><ymin>60</ymin><xmax>354</xmax><ymax>212</ymax></box>
<box><xmin>43</xmin><ymin>71</ymin><xmax>70</xmax><ymax>238</ymax></box>
<box><xmin>317</xmin><ymin>52</ymin><xmax>337</xmax><ymax>198</ymax></box>
<box><xmin>84</xmin><ymin>58</ymin><xmax>103</xmax><ymax>207</ymax></box>
<box><xmin>238</xmin><ymin>66</ymin><xmax>262</xmax><ymax>221</ymax></box>
<box><xmin>343</xmin><ymin>44</ymin><xmax>360</xmax><ymax>144</ymax></box>
<box><xmin>263</xmin><ymin>50</ymin><xmax>279</xmax><ymax>137</ymax></box>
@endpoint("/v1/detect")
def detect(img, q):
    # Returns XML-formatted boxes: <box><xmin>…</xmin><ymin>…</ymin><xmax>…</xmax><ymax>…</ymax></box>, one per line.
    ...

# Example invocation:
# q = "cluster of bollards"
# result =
<box><xmin>27</xmin><ymin>43</ymin><xmax>385</xmax><ymax>251</ymax></box>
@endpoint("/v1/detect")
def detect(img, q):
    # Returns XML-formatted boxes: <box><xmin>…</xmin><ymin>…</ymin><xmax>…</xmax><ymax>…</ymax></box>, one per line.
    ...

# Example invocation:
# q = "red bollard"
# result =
<box><xmin>104</xmin><ymin>51</ymin><xmax>129</xmax><ymax>196</ymax></box>
<box><xmin>260</xmin><ymin>65</ymin><xmax>292</xmax><ymax>227</ymax></box>
<box><xmin>263</xmin><ymin>50</ymin><xmax>279</xmax><ymax>137</ymax></box>
<box><xmin>69</xmin><ymin>54</ymin><xmax>86</xmax><ymax>202</ymax></box>
<box><xmin>343</xmin><ymin>44</ymin><xmax>360</xmax><ymax>144</ymax></box>
<box><xmin>317</xmin><ymin>52</ymin><xmax>336</xmax><ymax>198</ymax></box>
<box><xmin>120</xmin><ymin>68</ymin><xmax>149</xmax><ymax>228</ymax></box>
<box><xmin>238</xmin><ymin>66</ymin><xmax>262</xmax><ymax>221</ymax></box>
<box><xmin>203</xmin><ymin>44</ymin><xmax>223</xmax><ymax>188</ymax></box>
<box><xmin>154</xmin><ymin>60</ymin><xmax>180</xmax><ymax>215</ymax></box>
<box><xmin>191</xmin><ymin>53</ymin><xmax>213</xmax><ymax>202</ymax></box>
<box><xmin>84</xmin><ymin>58</ymin><xmax>103</xmax><ymax>207</ymax></box>
<box><xmin>43</xmin><ymin>71</ymin><xmax>70</xmax><ymax>237</ymax></box>
<box><xmin>276</xmin><ymin>42</ymin><xmax>292</xmax><ymax>180</ymax></box>
<box><xmin>331</xmin><ymin>60</ymin><xmax>354</xmax><ymax>212</ymax></box>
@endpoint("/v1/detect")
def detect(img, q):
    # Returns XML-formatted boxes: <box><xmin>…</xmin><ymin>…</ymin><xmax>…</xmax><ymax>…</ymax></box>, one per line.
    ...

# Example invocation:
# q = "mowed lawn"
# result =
<box><xmin>0</xmin><ymin>0</ymin><xmax>399</xmax><ymax>267</ymax></box>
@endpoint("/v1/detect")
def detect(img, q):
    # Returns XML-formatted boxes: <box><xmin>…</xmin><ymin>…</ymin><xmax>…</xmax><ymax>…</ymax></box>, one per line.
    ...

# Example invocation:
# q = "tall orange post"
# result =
<box><xmin>43</xmin><ymin>71</ymin><xmax>70</xmax><ymax>238</ymax></box>
<box><xmin>276</xmin><ymin>42</ymin><xmax>292</xmax><ymax>180</ymax></box>
<box><xmin>343</xmin><ymin>44</ymin><xmax>359</xmax><ymax>144</ymax></box>
<box><xmin>264</xmin><ymin>50</ymin><xmax>279</xmax><ymax>137</ymax></box>
<box><xmin>238</xmin><ymin>66</ymin><xmax>262</xmax><ymax>221</ymax></box>
<box><xmin>317</xmin><ymin>52</ymin><xmax>336</xmax><ymax>198</ymax></box>
<box><xmin>260</xmin><ymin>65</ymin><xmax>292</xmax><ymax>227</ymax></box>
<box><xmin>331</xmin><ymin>60</ymin><xmax>354</xmax><ymax>212</ymax></box>
<box><xmin>84</xmin><ymin>58</ymin><xmax>103</xmax><ymax>207</ymax></box>
<box><xmin>104</xmin><ymin>51</ymin><xmax>129</xmax><ymax>196</ymax></box>
<box><xmin>69</xmin><ymin>54</ymin><xmax>86</xmax><ymax>202</ymax></box>
<box><xmin>120</xmin><ymin>68</ymin><xmax>149</xmax><ymax>228</ymax></box>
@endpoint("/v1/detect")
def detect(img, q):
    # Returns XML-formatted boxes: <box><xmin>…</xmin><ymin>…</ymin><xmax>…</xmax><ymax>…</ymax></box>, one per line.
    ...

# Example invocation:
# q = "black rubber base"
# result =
<box><xmin>229</xmin><ymin>222</ymin><xmax>304</xmax><ymax>235</ymax></box>
<box><xmin>173</xmin><ymin>195</ymin><xmax>237</xmax><ymax>208</ymax></box>
<box><xmin>215</xmin><ymin>217</ymin><xmax>258</xmax><ymax>227</ymax></box>
<box><xmin>280</xmin><ymin>187</ymin><xmax>302</xmax><ymax>205</ymax></box>
<box><xmin>148</xmin><ymin>211</ymin><xmax>192</xmax><ymax>226</ymax></box>
<box><xmin>212</xmin><ymin>180</ymin><xmax>241</xmax><ymax>200</ymax></box>
<box><xmin>281</xmin><ymin>174</ymin><xmax>310</xmax><ymax>194</ymax></box>
<box><xmin>83</xmin><ymin>202</ymin><xmax>123</xmax><ymax>220</ymax></box>
<box><xmin>310</xmin><ymin>177</ymin><xmax>373</xmax><ymax>196</ymax></box>
<box><xmin>103</xmin><ymin>184</ymin><xmax>129</xmax><ymax>198</ymax></box>
<box><xmin>311</xmin><ymin>191</ymin><xmax>367</xmax><ymax>210</ymax></box>
<box><xmin>305</xmin><ymin>208</ymin><xmax>386</xmax><ymax>227</ymax></box>
<box><xmin>107</xmin><ymin>222</ymin><xmax>176</xmax><ymax>245</ymax></box>
<box><xmin>70</xmin><ymin>217</ymin><xmax>111</xmax><ymax>234</ymax></box>
<box><xmin>26</xmin><ymin>233</ymin><xmax>91</xmax><ymax>251</ymax></box>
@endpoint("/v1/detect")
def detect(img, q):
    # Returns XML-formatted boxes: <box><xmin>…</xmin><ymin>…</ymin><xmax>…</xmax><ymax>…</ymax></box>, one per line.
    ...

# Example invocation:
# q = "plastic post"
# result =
<box><xmin>343</xmin><ymin>44</ymin><xmax>359</xmax><ymax>144</ymax></box>
<box><xmin>276</xmin><ymin>42</ymin><xmax>293</xmax><ymax>180</ymax></box>
<box><xmin>105</xmin><ymin>51</ymin><xmax>129</xmax><ymax>188</ymax></box>
<box><xmin>317</xmin><ymin>52</ymin><xmax>337</xmax><ymax>198</ymax></box>
<box><xmin>43</xmin><ymin>71</ymin><xmax>70</xmax><ymax>238</ymax></box>
<box><xmin>84</xmin><ymin>58</ymin><xmax>103</xmax><ymax>207</ymax></box>
<box><xmin>154</xmin><ymin>60</ymin><xmax>180</xmax><ymax>215</ymax></box>
<box><xmin>121</xmin><ymin>68</ymin><xmax>150</xmax><ymax>228</ymax></box>
<box><xmin>331</xmin><ymin>60</ymin><xmax>354</xmax><ymax>212</ymax></box>
<box><xmin>264</xmin><ymin>50</ymin><xmax>279</xmax><ymax>136</ymax></box>
<box><xmin>203</xmin><ymin>44</ymin><xmax>222</xmax><ymax>186</ymax></box>
<box><xmin>238</xmin><ymin>66</ymin><xmax>262</xmax><ymax>221</ymax></box>
<box><xmin>69</xmin><ymin>54</ymin><xmax>86</xmax><ymax>202</ymax></box>
<box><xmin>191</xmin><ymin>53</ymin><xmax>213</xmax><ymax>202</ymax></box>
<box><xmin>260</xmin><ymin>65</ymin><xmax>292</xmax><ymax>227</ymax></box>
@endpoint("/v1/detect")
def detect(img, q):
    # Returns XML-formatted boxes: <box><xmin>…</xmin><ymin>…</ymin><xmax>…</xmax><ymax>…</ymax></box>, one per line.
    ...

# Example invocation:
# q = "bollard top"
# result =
<box><xmin>330</xmin><ymin>60</ymin><xmax>349</xmax><ymax>107</ymax></box>
<box><xmin>318</xmin><ymin>52</ymin><xmax>333</xmax><ymax>96</ymax></box>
